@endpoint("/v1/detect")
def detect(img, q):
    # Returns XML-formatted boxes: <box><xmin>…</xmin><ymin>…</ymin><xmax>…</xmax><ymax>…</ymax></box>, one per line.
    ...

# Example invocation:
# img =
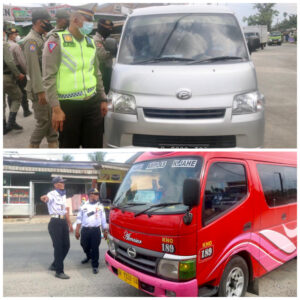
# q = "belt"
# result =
<box><xmin>3</xmin><ymin>71</ymin><xmax>12</xmax><ymax>75</ymax></box>
<box><xmin>51</xmin><ymin>214</ymin><xmax>66</xmax><ymax>219</ymax></box>
<box><xmin>83</xmin><ymin>226</ymin><xmax>99</xmax><ymax>229</ymax></box>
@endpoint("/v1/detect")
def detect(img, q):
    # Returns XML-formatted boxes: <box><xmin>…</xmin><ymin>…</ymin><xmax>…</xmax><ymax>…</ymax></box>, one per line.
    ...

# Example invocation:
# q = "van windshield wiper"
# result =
<box><xmin>134</xmin><ymin>202</ymin><xmax>182</xmax><ymax>217</ymax></box>
<box><xmin>188</xmin><ymin>56</ymin><xmax>244</xmax><ymax>65</ymax></box>
<box><xmin>133</xmin><ymin>57</ymin><xmax>194</xmax><ymax>65</ymax></box>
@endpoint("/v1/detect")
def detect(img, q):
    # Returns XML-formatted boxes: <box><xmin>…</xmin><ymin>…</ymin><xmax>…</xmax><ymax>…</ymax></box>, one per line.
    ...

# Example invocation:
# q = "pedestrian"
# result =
<box><xmin>94</xmin><ymin>19</ymin><xmax>116</xmax><ymax>94</ymax></box>
<box><xmin>75</xmin><ymin>188</ymin><xmax>108</xmax><ymax>274</ymax></box>
<box><xmin>43</xmin><ymin>5</ymin><xmax>108</xmax><ymax>148</ymax></box>
<box><xmin>6</xmin><ymin>28</ymin><xmax>32</xmax><ymax>117</ymax></box>
<box><xmin>40</xmin><ymin>176</ymin><xmax>73</xmax><ymax>279</ymax></box>
<box><xmin>3</xmin><ymin>29</ymin><xmax>25</xmax><ymax>134</ymax></box>
<box><xmin>46</xmin><ymin>8</ymin><xmax>70</xmax><ymax>39</ymax></box>
<box><xmin>22</xmin><ymin>8</ymin><xmax>59</xmax><ymax>148</ymax></box>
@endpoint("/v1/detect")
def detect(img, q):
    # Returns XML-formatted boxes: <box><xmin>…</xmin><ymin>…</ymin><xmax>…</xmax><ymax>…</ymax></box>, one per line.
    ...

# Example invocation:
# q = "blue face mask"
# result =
<box><xmin>79</xmin><ymin>21</ymin><xmax>94</xmax><ymax>35</ymax></box>
<box><xmin>56</xmin><ymin>189</ymin><xmax>66</xmax><ymax>196</ymax></box>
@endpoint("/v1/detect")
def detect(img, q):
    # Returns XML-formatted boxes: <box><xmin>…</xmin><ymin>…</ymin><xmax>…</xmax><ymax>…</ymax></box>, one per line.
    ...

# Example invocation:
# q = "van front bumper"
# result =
<box><xmin>104</xmin><ymin>108</ymin><xmax>264</xmax><ymax>148</ymax></box>
<box><xmin>105</xmin><ymin>251</ymin><xmax>198</xmax><ymax>297</ymax></box>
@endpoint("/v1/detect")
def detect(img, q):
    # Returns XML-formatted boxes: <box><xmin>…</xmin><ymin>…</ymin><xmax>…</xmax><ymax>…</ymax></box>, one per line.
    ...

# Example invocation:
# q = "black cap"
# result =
<box><xmin>88</xmin><ymin>188</ymin><xmax>99</xmax><ymax>194</ymax></box>
<box><xmin>6</xmin><ymin>28</ymin><xmax>19</xmax><ymax>35</ymax></box>
<box><xmin>55</xmin><ymin>8</ymin><xmax>70</xmax><ymax>20</ymax></box>
<box><xmin>52</xmin><ymin>176</ymin><xmax>66</xmax><ymax>184</ymax></box>
<box><xmin>98</xmin><ymin>19</ymin><xmax>113</xmax><ymax>29</ymax></box>
<box><xmin>32</xmin><ymin>8</ymin><xmax>52</xmax><ymax>22</ymax></box>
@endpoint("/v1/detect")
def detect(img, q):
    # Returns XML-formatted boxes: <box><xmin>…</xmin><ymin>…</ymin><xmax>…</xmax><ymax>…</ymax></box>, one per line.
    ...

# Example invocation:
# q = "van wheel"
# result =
<box><xmin>218</xmin><ymin>255</ymin><xmax>249</xmax><ymax>297</ymax></box>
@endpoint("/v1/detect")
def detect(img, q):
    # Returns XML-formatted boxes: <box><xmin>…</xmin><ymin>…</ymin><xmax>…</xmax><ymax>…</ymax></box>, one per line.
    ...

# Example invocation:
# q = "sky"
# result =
<box><xmin>3</xmin><ymin>150</ymin><xmax>139</xmax><ymax>162</ymax></box>
<box><xmin>3</xmin><ymin>1</ymin><xmax>298</xmax><ymax>26</ymax></box>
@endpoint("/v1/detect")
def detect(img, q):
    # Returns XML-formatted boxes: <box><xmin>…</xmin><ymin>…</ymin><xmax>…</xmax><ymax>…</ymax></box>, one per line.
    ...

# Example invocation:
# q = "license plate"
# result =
<box><xmin>118</xmin><ymin>269</ymin><xmax>139</xmax><ymax>289</ymax></box>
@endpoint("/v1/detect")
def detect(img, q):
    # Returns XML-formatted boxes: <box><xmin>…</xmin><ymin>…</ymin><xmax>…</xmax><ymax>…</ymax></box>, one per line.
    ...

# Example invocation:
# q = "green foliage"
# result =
<box><xmin>88</xmin><ymin>152</ymin><xmax>107</xmax><ymax>162</ymax></box>
<box><xmin>62</xmin><ymin>154</ymin><xmax>74</xmax><ymax>161</ymax></box>
<box><xmin>275</xmin><ymin>14</ymin><xmax>297</xmax><ymax>31</ymax></box>
<box><xmin>244</xmin><ymin>3</ymin><xmax>279</xmax><ymax>31</ymax></box>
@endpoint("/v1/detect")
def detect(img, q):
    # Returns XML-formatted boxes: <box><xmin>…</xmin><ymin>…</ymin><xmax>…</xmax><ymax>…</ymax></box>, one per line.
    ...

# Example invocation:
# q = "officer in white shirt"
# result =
<box><xmin>40</xmin><ymin>176</ymin><xmax>73</xmax><ymax>279</ymax></box>
<box><xmin>75</xmin><ymin>188</ymin><xmax>108</xmax><ymax>274</ymax></box>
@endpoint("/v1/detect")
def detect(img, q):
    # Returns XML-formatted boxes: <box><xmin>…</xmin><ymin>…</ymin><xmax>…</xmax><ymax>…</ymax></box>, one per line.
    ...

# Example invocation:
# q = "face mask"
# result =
<box><xmin>41</xmin><ymin>21</ymin><xmax>53</xmax><ymax>32</ymax></box>
<box><xmin>98</xmin><ymin>26</ymin><xmax>112</xmax><ymax>39</ymax></box>
<box><xmin>79</xmin><ymin>21</ymin><xmax>94</xmax><ymax>35</ymax></box>
<box><xmin>15</xmin><ymin>35</ymin><xmax>21</xmax><ymax>42</ymax></box>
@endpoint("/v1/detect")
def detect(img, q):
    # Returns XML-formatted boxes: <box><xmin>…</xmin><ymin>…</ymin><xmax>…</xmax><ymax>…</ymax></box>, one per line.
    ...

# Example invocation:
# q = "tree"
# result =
<box><xmin>243</xmin><ymin>3</ymin><xmax>279</xmax><ymax>31</ymax></box>
<box><xmin>88</xmin><ymin>152</ymin><xmax>107</xmax><ymax>162</ymax></box>
<box><xmin>283</xmin><ymin>12</ymin><xmax>288</xmax><ymax>19</ymax></box>
<box><xmin>62</xmin><ymin>154</ymin><xmax>74</xmax><ymax>161</ymax></box>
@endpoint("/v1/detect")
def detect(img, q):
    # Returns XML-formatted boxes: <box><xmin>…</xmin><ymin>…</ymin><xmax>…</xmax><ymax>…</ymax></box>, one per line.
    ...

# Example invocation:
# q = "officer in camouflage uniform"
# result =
<box><xmin>43</xmin><ymin>5</ymin><xmax>107</xmax><ymax>148</ymax></box>
<box><xmin>3</xmin><ymin>29</ymin><xmax>25</xmax><ymax>134</ymax></box>
<box><xmin>22</xmin><ymin>8</ymin><xmax>58</xmax><ymax>148</ymax></box>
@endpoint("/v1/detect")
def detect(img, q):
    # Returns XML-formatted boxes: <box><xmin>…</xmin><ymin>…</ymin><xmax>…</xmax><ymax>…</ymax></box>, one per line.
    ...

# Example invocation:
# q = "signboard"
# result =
<box><xmin>97</xmin><ymin>169</ymin><xmax>127</xmax><ymax>183</ymax></box>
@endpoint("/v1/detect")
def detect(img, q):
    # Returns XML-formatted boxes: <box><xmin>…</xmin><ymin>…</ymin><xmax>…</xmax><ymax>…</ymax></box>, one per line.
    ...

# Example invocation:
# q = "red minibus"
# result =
<box><xmin>105</xmin><ymin>152</ymin><xmax>297</xmax><ymax>297</ymax></box>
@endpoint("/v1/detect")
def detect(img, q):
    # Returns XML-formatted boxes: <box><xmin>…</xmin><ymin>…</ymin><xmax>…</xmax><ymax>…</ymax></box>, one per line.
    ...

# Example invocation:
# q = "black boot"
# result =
<box><xmin>7</xmin><ymin>112</ymin><xmax>23</xmax><ymax>131</ymax></box>
<box><xmin>21</xmin><ymin>97</ymin><xmax>32</xmax><ymax>117</ymax></box>
<box><xmin>3</xmin><ymin>119</ymin><xmax>11</xmax><ymax>135</ymax></box>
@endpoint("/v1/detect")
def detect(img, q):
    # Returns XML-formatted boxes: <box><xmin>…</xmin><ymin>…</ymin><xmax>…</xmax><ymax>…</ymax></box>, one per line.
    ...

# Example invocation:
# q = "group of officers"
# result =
<box><xmin>3</xmin><ymin>5</ymin><xmax>117</xmax><ymax>148</ymax></box>
<box><xmin>41</xmin><ymin>176</ymin><xmax>108</xmax><ymax>279</ymax></box>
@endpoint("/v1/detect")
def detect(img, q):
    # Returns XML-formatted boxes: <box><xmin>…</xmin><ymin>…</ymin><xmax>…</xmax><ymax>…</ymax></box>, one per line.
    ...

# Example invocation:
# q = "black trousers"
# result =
<box><xmin>80</xmin><ymin>227</ymin><xmax>101</xmax><ymax>268</ymax></box>
<box><xmin>59</xmin><ymin>96</ymin><xmax>103</xmax><ymax>148</ymax></box>
<box><xmin>48</xmin><ymin>218</ymin><xmax>70</xmax><ymax>274</ymax></box>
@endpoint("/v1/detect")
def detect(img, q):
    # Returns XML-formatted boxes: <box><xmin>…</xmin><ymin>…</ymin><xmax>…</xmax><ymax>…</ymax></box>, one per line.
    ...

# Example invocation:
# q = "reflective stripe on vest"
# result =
<box><xmin>56</xmin><ymin>31</ymin><xmax>97</xmax><ymax>100</ymax></box>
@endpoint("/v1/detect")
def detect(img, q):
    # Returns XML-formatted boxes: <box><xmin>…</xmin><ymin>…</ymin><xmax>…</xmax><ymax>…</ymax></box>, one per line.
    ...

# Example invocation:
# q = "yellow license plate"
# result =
<box><xmin>118</xmin><ymin>269</ymin><xmax>139</xmax><ymax>289</ymax></box>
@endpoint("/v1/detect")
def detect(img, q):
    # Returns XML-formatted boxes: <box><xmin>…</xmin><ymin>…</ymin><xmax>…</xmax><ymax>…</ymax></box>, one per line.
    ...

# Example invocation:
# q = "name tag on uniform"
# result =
<box><xmin>85</xmin><ymin>36</ymin><xmax>94</xmax><ymax>48</ymax></box>
<box><xmin>62</xmin><ymin>34</ymin><xmax>75</xmax><ymax>47</ymax></box>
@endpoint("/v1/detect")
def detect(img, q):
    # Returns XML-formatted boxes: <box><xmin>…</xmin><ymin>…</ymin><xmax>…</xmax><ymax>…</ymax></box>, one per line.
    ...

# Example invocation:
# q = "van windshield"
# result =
<box><xmin>118</xmin><ymin>13</ymin><xmax>248</xmax><ymax>65</ymax></box>
<box><xmin>113</xmin><ymin>157</ymin><xmax>203</xmax><ymax>215</ymax></box>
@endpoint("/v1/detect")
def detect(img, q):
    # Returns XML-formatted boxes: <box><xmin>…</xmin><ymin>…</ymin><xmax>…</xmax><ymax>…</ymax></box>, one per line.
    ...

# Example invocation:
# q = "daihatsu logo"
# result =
<box><xmin>176</xmin><ymin>89</ymin><xmax>192</xmax><ymax>100</ymax></box>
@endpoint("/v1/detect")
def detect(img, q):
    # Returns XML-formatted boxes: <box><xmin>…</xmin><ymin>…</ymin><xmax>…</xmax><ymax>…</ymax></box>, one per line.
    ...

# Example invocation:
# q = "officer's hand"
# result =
<box><xmin>69</xmin><ymin>223</ymin><xmax>74</xmax><ymax>233</ymax></box>
<box><xmin>52</xmin><ymin>106</ymin><xmax>66</xmax><ymax>132</ymax></box>
<box><xmin>17</xmin><ymin>73</ymin><xmax>25</xmax><ymax>81</ymax></box>
<box><xmin>38</xmin><ymin>92</ymin><xmax>47</xmax><ymax>105</ymax></box>
<box><xmin>104</xmin><ymin>230</ymin><xmax>108</xmax><ymax>240</ymax></box>
<box><xmin>40</xmin><ymin>195</ymin><xmax>49</xmax><ymax>203</ymax></box>
<box><xmin>100</xmin><ymin>101</ymin><xmax>108</xmax><ymax>117</ymax></box>
<box><xmin>75</xmin><ymin>231</ymin><xmax>80</xmax><ymax>240</ymax></box>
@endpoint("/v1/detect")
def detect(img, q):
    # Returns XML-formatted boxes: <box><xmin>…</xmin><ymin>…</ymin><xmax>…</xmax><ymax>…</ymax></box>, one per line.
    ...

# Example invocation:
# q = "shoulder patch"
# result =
<box><xmin>85</xmin><ymin>36</ymin><xmax>94</xmax><ymax>48</ymax></box>
<box><xmin>48</xmin><ymin>41</ymin><xmax>57</xmax><ymax>53</ymax></box>
<box><xmin>62</xmin><ymin>34</ymin><xmax>73</xmax><ymax>43</ymax></box>
<box><xmin>96</xmin><ymin>41</ymin><xmax>104</xmax><ymax>48</ymax></box>
<box><xmin>29</xmin><ymin>42</ymin><xmax>36</xmax><ymax>52</ymax></box>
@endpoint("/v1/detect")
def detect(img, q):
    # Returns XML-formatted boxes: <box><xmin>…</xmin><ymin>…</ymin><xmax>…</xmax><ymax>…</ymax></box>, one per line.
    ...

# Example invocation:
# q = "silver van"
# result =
<box><xmin>105</xmin><ymin>5</ymin><xmax>265</xmax><ymax>148</ymax></box>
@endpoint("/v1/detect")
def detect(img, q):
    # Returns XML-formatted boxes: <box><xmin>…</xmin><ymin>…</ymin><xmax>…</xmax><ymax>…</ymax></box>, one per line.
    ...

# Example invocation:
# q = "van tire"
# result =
<box><xmin>218</xmin><ymin>255</ymin><xmax>249</xmax><ymax>297</ymax></box>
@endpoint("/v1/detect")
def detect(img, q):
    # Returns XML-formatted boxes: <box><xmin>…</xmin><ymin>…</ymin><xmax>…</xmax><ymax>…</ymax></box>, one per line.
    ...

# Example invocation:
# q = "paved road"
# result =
<box><xmin>3</xmin><ymin>223</ymin><xmax>297</xmax><ymax>297</ymax></box>
<box><xmin>3</xmin><ymin>43</ymin><xmax>297</xmax><ymax>148</ymax></box>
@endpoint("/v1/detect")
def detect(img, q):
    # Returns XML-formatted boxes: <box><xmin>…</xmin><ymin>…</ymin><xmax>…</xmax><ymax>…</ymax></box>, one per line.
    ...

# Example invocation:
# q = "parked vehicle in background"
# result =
<box><xmin>244</xmin><ymin>32</ymin><xmax>260</xmax><ymax>53</ymax></box>
<box><xmin>105</xmin><ymin>151</ymin><xmax>297</xmax><ymax>297</ymax></box>
<box><xmin>106</xmin><ymin>5</ymin><xmax>265</xmax><ymax>148</ymax></box>
<box><xmin>243</xmin><ymin>25</ymin><xmax>268</xmax><ymax>49</ymax></box>
<box><xmin>268</xmin><ymin>32</ymin><xmax>282</xmax><ymax>46</ymax></box>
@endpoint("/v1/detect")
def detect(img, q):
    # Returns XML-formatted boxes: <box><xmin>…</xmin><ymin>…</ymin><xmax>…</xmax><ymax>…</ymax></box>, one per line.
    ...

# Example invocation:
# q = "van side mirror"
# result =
<box><xmin>104</xmin><ymin>38</ymin><xmax>118</xmax><ymax>57</ymax></box>
<box><xmin>183</xmin><ymin>179</ymin><xmax>200</xmax><ymax>208</ymax></box>
<box><xmin>100</xmin><ymin>182</ymin><xmax>107</xmax><ymax>199</ymax></box>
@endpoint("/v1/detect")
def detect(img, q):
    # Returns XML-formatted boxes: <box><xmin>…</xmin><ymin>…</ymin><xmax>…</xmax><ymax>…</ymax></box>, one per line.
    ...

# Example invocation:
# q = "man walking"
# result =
<box><xmin>43</xmin><ymin>6</ymin><xmax>107</xmax><ymax>148</ymax></box>
<box><xmin>75</xmin><ymin>188</ymin><xmax>108</xmax><ymax>274</ymax></box>
<box><xmin>6</xmin><ymin>28</ymin><xmax>32</xmax><ymax>117</ymax></box>
<box><xmin>40</xmin><ymin>177</ymin><xmax>73</xmax><ymax>279</ymax></box>
<box><xmin>22</xmin><ymin>8</ymin><xmax>58</xmax><ymax>148</ymax></box>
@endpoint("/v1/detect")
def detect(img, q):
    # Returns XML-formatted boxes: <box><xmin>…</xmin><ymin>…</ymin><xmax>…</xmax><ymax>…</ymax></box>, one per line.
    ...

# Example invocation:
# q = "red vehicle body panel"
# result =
<box><xmin>106</xmin><ymin>152</ymin><xmax>297</xmax><ymax>297</ymax></box>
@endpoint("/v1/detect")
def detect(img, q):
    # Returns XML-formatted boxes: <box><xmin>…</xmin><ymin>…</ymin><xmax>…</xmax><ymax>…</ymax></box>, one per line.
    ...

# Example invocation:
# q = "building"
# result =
<box><xmin>3</xmin><ymin>154</ymin><xmax>141</xmax><ymax>218</ymax></box>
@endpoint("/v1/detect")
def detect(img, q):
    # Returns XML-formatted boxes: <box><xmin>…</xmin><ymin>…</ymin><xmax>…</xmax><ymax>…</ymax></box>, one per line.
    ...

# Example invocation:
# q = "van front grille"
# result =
<box><xmin>132</xmin><ymin>134</ymin><xmax>236</xmax><ymax>148</ymax></box>
<box><xmin>144</xmin><ymin>108</ymin><xmax>226</xmax><ymax>119</ymax></box>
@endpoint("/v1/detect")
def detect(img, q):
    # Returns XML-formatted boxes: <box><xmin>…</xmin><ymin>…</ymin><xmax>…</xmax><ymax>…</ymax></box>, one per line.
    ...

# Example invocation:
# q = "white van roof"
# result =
<box><xmin>131</xmin><ymin>5</ymin><xmax>234</xmax><ymax>17</ymax></box>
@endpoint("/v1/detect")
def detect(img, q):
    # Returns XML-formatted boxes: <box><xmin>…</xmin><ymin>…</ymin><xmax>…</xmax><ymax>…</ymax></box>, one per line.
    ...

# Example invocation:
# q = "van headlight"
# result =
<box><xmin>108</xmin><ymin>234</ymin><xmax>116</xmax><ymax>256</ymax></box>
<box><xmin>232</xmin><ymin>91</ymin><xmax>265</xmax><ymax>115</ymax></box>
<box><xmin>157</xmin><ymin>259</ymin><xmax>196</xmax><ymax>281</ymax></box>
<box><xmin>107</xmin><ymin>91</ymin><xmax>136</xmax><ymax>115</ymax></box>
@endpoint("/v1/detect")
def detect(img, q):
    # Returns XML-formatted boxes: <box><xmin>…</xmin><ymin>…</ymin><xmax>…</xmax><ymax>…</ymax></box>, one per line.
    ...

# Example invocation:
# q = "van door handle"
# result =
<box><xmin>282</xmin><ymin>213</ymin><xmax>287</xmax><ymax>220</ymax></box>
<box><xmin>243</xmin><ymin>222</ymin><xmax>252</xmax><ymax>231</ymax></box>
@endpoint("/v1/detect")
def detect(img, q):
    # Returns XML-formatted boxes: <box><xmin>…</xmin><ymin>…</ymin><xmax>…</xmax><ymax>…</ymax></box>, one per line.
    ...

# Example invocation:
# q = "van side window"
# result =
<box><xmin>203</xmin><ymin>162</ymin><xmax>247</xmax><ymax>226</ymax></box>
<box><xmin>257</xmin><ymin>164</ymin><xmax>297</xmax><ymax>206</ymax></box>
